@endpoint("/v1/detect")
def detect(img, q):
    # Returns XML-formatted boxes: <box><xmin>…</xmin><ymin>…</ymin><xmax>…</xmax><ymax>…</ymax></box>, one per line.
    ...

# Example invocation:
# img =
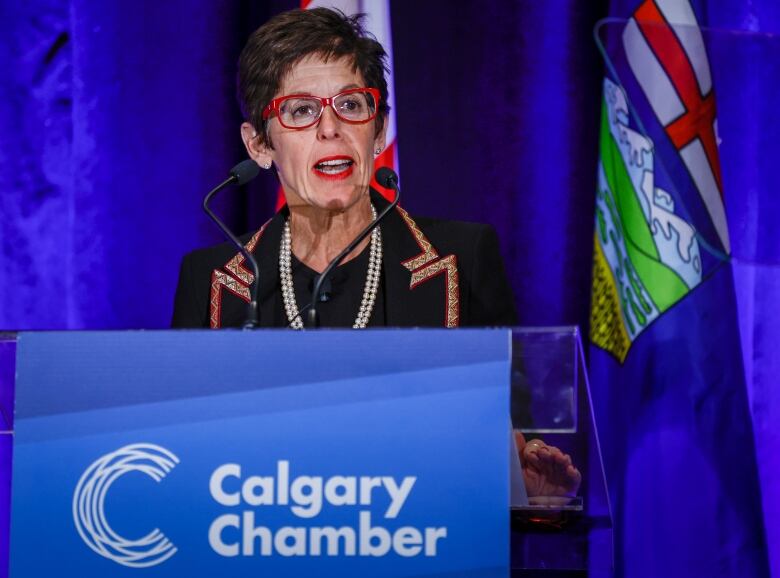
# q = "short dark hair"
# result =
<box><xmin>238</xmin><ymin>8</ymin><xmax>390</xmax><ymax>149</ymax></box>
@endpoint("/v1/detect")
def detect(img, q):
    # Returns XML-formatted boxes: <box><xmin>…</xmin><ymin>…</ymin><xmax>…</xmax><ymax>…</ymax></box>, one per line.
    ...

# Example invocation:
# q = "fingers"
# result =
<box><xmin>525</xmin><ymin>443</ymin><xmax>555</xmax><ymax>483</ymax></box>
<box><xmin>524</xmin><ymin>442</ymin><xmax>582</xmax><ymax>496</ymax></box>
<box><xmin>550</xmin><ymin>456</ymin><xmax>581</xmax><ymax>495</ymax></box>
<box><xmin>522</xmin><ymin>439</ymin><xmax>545</xmax><ymax>461</ymax></box>
<box><xmin>568</xmin><ymin>465</ymin><xmax>582</xmax><ymax>488</ymax></box>
<box><xmin>514</xmin><ymin>430</ymin><xmax>527</xmax><ymax>454</ymax></box>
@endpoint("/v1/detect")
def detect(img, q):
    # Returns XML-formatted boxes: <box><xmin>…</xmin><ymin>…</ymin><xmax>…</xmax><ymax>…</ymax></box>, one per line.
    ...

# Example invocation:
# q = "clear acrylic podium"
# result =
<box><xmin>0</xmin><ymin>328</ymin><xmax>612</xmax><ymax>578</ymax></box>
<box><xmin>510</xmin><ymin>328</ymin><xmax>613</xmax><ymax>577</ymax></box>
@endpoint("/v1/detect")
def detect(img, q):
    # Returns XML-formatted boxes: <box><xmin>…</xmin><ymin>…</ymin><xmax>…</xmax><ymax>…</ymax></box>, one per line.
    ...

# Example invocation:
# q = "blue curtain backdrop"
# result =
<box><xmin>1</xmin><ymin>1</ymin><xmax>779</xmax><ymax>577</ymax></box>
<box><xmin>0</xmin><ymin>0</ymin><xmax>291</xmax><ymax>329</ymax></box>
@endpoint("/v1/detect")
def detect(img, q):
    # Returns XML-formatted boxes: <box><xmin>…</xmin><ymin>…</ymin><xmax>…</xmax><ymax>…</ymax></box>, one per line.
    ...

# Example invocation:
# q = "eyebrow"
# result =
<box><xmin>283</xmin><ymin>83</ymin><xmax>362</xmax><ymax>96</ymax></box>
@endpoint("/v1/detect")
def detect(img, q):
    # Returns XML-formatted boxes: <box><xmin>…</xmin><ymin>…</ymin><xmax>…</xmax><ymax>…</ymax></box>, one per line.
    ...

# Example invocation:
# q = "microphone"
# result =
<box><xmin>375</xmin><ymin>166</ymin><xmax>398</xmax><ymax>190</ymax></box>
<box><xmin>230</xmin><ymin>158</ymin><xmax>261</xmax><ymax>185</ymax></box>
<box><xmin>202</xmin><ymin>159</ymin><xmax>262</xmax><ymax>329</ymax></box>
<box><xmin>305</xmin><ymin>168</ymin><xmax>401</xmax><ymax>328</ymax></box>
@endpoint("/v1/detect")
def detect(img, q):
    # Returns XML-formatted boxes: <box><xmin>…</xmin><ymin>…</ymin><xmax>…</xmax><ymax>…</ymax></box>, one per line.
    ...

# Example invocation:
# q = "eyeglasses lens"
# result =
<box><xmin>333</xmin><ymin>91</ymin><xmax>376</xmax><ymax>122</ymax></box>
<box><xmin>279</xmin><ymin>90</ymin><xmax>376</xmax><ymax>128</ymax></box>
<box><xmin>280</xmin><ymin>98</ymin><xmax>321</xmax><ymax>127</ymax></box>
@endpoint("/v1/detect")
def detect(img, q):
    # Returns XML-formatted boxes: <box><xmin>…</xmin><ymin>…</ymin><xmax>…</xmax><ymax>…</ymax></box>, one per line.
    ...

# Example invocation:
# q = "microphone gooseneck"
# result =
<box><xmin>202</xmin><ymin>159</ymin><xmax>262</xmax><ymax>329</ymax></box>
<box><xmin>305</xmin><ymin>168</ymin><xmax>401</xmax><ymax>328</ymax></box>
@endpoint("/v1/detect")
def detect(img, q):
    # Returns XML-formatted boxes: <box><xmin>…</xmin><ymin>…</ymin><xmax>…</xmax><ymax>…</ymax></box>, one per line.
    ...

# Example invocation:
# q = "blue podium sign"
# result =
<box><xmin>10</xmin><ymin>330</ymin><xmax>510</xmax><ymax>578</ymax></box>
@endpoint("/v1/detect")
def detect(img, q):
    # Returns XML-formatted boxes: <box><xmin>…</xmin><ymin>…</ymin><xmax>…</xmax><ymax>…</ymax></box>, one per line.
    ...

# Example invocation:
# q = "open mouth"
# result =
<box><xmin>312</xmin><ymin>156</ymin><xmax>355</xmax><ymax>179</ymax></box>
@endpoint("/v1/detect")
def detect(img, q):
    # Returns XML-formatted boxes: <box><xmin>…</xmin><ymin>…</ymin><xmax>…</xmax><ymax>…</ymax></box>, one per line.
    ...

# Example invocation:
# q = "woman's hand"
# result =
<box><xmin>515</xmin><ymin>431</ymin><xmax>582</xmax><ymax>498</ymax></box>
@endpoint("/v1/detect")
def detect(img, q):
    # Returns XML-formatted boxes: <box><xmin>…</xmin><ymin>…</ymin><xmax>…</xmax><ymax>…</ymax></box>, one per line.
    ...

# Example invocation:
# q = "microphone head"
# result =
<box><xmin>230</xmin><ymin>159</ymin><xmax>261</xmax><ymax>185</ymax></box>
<box><xmin>375</xmin><ymin>167</ymin><xmax>398</xmax><ymax>189</ymax></box>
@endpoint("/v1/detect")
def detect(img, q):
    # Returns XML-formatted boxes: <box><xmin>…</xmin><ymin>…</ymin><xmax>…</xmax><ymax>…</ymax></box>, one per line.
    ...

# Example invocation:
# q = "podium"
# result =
<box><xmin>509</xmin><ymin>328</ymin><xmax>613</xmax><ymax>577</ymax></box>
<box><xmin>0</xmin><ymin>328</ymin><xmax>611</xmax><ymax>577</ymax></box>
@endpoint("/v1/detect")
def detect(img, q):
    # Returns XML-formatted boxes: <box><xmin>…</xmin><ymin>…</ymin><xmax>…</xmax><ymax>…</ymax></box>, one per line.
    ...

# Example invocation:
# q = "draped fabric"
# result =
<box><xmin>0</xmin><ymin>0</ymin><xmax>287</xmax><ymax>330</ymax></box>
<box><xmin>1</xmin><ymin>1</ymin><xmax>779</xmax><ymax>577</ymax></box>
<box><xmin>705</xmin><ymin>7</ymin><xmax>780</xmax><ymax>577</ymax></box>
<box><xmin>590</xmin><ymin>1</ymin><xmax>780</xmax><ymax>576</ymax></box>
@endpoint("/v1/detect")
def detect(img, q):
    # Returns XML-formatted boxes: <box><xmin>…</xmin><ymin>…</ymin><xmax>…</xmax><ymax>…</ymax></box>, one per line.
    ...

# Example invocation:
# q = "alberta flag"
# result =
<box><xmin>590</xmin><ymin>0</ymin><xmax>769</xmax><ymax>576</ymax></box>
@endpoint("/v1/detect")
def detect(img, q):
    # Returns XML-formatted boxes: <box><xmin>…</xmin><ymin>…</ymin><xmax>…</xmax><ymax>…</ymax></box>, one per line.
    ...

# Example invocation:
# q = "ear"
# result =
<box><xmin>374</xmin><ymin>119</ymin><xmax>388</xmax><ymax>157</ymax></box>
<box><xmin>240</xmin><ymin>122</ymin><xmax>273</xmax><ymax>168</ymax></box>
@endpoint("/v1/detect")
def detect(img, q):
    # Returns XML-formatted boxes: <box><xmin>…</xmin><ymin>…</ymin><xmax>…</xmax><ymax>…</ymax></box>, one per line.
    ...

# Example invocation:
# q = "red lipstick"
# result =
<box><xmin>312</xmin><ymin>155</ymin><xmax>355</xmax><ymax>181</ymax></box>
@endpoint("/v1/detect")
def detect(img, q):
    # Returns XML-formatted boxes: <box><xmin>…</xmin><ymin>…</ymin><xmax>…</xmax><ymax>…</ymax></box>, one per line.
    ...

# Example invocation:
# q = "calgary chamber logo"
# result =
<box><xmin>71</xmin><ymin>446</ymin><xmax>446</xmax><ymax>567</ymax></box>
<box><xmin>72</xmin><ymin>443</ymin><xmax>179</xmax><ymax>568</ymax></box>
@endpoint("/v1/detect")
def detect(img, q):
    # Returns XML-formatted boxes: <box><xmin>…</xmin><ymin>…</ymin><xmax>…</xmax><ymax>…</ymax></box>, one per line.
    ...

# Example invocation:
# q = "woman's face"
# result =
<box><xmin>245</xmin><ymin>55</ymin><xmax>386</xmax><ymax>213</ymax></box>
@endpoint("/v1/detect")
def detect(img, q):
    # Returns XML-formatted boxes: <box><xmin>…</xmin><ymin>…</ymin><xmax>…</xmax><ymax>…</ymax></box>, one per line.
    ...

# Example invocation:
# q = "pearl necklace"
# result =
<box><xmin>280</xmin><ymin>204</ymin><xmax>382</xmax><ymax>329</ymax></box>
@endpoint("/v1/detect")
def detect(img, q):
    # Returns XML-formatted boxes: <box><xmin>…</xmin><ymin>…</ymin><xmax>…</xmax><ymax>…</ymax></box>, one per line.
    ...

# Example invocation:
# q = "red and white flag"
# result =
<box><xmin>623</xmin><ymin>0</ymin><xmax>729</xmax><ymax>252</ymax></box>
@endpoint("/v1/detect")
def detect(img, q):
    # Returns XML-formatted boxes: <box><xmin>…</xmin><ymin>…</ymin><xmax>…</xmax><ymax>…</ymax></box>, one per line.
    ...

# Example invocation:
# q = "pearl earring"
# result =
<box><xmin>375</xmin><ymin>147</ymin><xmax>382</xmax><ymax>155</ymax></box>
<box><xmin>264</xmin><ymin>162</ymin><xmax>271</xmax><ymax>169</ymax></box>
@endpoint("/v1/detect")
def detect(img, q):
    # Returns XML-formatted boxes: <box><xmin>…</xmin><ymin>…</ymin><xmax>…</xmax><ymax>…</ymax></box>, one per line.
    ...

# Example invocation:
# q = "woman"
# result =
<box><xmin>172</xmin><ymin>7</ymin><xmax>579</xmax><ymax>496</ymax></box>
<box><xmin>172</xmin><ymin>7</ymin><xmax>516</xmax><ymax>330</ymax></box>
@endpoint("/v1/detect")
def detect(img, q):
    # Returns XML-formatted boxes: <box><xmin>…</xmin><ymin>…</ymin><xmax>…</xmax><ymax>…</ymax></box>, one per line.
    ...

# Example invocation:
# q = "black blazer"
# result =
<box><xmin>172</xmin><ymin>192</ymin><xmax>517</xmax><ymax>328</ymax></box>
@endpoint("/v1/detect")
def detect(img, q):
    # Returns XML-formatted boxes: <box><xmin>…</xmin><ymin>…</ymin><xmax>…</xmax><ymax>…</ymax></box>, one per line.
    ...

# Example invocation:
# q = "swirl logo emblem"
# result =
<box><xmin>72</xmin><ymin>443</ymin><xmax>179</xmax><ymax>568</ymax></box>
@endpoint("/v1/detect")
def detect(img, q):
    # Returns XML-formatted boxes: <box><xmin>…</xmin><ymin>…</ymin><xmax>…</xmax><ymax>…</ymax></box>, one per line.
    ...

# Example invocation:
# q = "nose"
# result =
<box><xmin>316</xmin><ymin>105</ymin><xmax>342</xmax><ymax>140</ymax></box>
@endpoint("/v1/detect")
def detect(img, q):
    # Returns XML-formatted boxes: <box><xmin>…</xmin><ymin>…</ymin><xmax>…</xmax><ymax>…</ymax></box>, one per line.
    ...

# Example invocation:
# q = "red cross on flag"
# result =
<box><xmin>623</xmin><ymin>0</ymin><xmax>730</xmax><ymax>253</ymax></box>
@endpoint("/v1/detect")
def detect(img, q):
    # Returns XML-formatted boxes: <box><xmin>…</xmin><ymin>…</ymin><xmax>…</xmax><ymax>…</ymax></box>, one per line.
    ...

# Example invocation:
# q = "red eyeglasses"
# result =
<box><xmin>262</xmin><ymin>87</ymin><xmax>381</xmax><ymax>129</ymax></box>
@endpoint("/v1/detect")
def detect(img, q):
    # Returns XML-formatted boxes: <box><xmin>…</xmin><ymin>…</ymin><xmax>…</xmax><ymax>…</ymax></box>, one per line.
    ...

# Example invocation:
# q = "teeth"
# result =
<box><xmin>315</xmin><ymin>159</ymin><xmax>353</xmax><ymax>173</ymax></box>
